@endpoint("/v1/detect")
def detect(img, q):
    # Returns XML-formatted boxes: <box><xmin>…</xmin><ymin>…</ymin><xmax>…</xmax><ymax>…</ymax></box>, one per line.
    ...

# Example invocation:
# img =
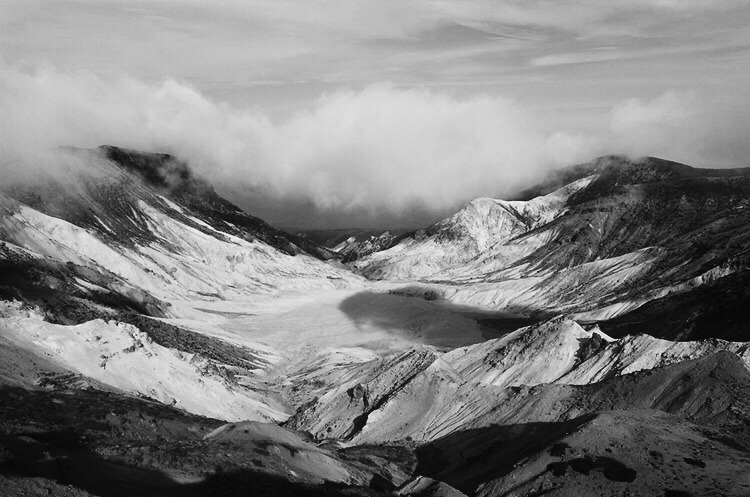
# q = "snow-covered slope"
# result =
<box><xmin>3</xmin><ymin>149</ymin><xmax>750</xmax><ymax>496</ymax></box>
<box><xmin>287</xmin><ymin>316</ymin><xmax>750</xmax><ymax>444</ymax></box>
<box><xmin>0</xmin><ymin>301</ymin><xmax>286</xmax><ymax>421</ymax></box>
<box><xmin>0</xmin><ymin>146</ymin><xmax>372</xmax><ymax>330</ymax></box>
<box><xmin>0</xmin><ymin>146</ymin><xmax>481</xmax><ymax>425</ymax></box>
<box><xmin>356</xmin><ymin>176</ymin><xmax>596</xmax><ymax>281</ymax></box>
<box><xmin>0</xmin><ymin>147</ymin><xmax>371</xmax><ymax>422</ymax></box>
<box><xmin>1</xmin><ymin>184</ymin><xmax>358</xmax><ymax>309</ymax></box>
<box><xmin>354</xmin><ymin>157</ymin><xmax>750</xmax><ymax>329</ymax></box>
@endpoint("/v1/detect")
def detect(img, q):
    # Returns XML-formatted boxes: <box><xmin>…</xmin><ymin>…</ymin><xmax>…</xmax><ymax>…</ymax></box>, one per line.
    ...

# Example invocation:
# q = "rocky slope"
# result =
<box><xmin>355</xmin><ymin>174</ymin><xmax>597</xmax><ymax>281</ymax></box>
<box><xmin>283</xmin><ymin>317</ymin><xmax>750</xmax><ymax>495</ymax></box>
<box><xmin>474</xmin><ymin>410</ymin><xmax>750</xmax><ymax>497</ymax></box>
<box><xmin>0</xmin><ymin>382</ymin><xmax>422</xmax><ymax>496</ymax></box>
<box><xmin>287</xmin><ymin>317</ymin><xmax>750</xmax><ymax>443</ymax></box>
<box><xmin>1</xmin><ymin>147</ymin><xmax>359</xmax><ymax>310</ymax></box>
<box><xmin>0</xmin><ymin>146</ymin><xmax>371</xmax><ymax>425</ymax></box>
<box><xmin>354</xmin><ymin>156</ymin><xmax>750</xmax><ymax>332</ymax></box>
<box><xmin>293</xmin><ymin>228</ymin><xmax>410</xmax><ymax>262</ymax></box>
<box><xmin>2</xmin><ymin>149</ymin><xmax>750</xmax><ymax>496</ymax></box>
<box><xmin>336</xmin><ymin>231</ymin><xmax>407</xmax><ymax>263</ymax></box>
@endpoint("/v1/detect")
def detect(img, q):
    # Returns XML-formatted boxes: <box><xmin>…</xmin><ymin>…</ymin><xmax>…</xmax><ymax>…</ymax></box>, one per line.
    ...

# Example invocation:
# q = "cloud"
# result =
<box><xmin>1</xmin><ymin>62</ymin><xmax>749</xmax><ymax>224</ymax></box>
<box><xmin>608</xmin><ymin>91</ymin><xmax>750</xmax><ymax>168</ymax></box>
<box><xmin>610</xmin><ymin>91</ymin><xmax>695</xmax><ymax>138</ymax></box>
<box><xmin>0</xmin><ymin>62</ymin><xmax>595</xmax><ymax>212</ymax></box>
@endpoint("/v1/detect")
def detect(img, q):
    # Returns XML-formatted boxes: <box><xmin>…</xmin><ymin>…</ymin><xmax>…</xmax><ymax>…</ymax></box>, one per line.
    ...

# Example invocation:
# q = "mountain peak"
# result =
<box><xmin>97</xmin><ymin>145</ymin><xmax>211</xmax><ymax>197</ymax></box>
<box><xmin>590</xmin><ymin>154</ymin><xmax>750</xmax><ymax>180</ymax></box>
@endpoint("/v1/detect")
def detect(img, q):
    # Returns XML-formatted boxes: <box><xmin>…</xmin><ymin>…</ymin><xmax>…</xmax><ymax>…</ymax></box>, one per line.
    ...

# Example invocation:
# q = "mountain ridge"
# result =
<box><xmin>351</xmin><ymin>155</ymin><xmax>750</xmax><ymax>341</ymax></box>
<box><xmin>2</xmin><ymin>147</ymin><xmax>750</xmax><ymax>496</ymax></box>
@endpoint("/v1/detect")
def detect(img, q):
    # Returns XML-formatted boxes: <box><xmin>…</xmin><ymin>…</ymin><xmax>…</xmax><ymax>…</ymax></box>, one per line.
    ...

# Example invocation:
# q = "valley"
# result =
<box><xmin>1</xmin><ymin>147</ymin><xmax>749</xmax><ymax>496</ymax></box>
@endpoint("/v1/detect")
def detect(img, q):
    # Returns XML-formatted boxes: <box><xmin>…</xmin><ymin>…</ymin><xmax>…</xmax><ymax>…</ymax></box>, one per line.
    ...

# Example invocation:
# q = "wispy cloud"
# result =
<box><xmin>531</xmin><ymin>50</ymin><xmax>634</xmax><ymax>67</ymax></box>
<box><xmin>3</xmin><ymin>1</ymin><xmax>749</xmax><ymax>99</ymax></box>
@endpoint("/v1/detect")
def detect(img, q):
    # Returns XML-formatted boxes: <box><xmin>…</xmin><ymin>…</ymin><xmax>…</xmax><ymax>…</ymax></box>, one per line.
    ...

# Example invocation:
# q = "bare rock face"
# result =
<box><xmin>347</xmin><ymin>383</ymin><xmax>367</xmax><ymax>404</ymax></box>
<box><xmin>338</xmin><ymin>230</ymin><xmax>404</xmax><ymax>262</ymax></box>
<box><xmin>286</xmin><ymin>348</ymin><xmax>438</xmax><ymax>440</ymax></box>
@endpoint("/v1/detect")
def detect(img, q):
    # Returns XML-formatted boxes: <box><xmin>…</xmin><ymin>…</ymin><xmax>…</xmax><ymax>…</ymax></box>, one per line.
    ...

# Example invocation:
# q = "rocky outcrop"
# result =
<box><xmin>286</xmin><ymin>348</ymin><xmax>438</xmax><ymax>440</ymax></box>
<box><xmin>289</xmin><ymin>316</ymin><xmax>750</xmax><ymax>445</ymax></box>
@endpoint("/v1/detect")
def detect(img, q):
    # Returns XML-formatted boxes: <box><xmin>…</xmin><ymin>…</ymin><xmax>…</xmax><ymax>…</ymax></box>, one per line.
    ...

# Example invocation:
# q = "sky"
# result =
<box><xmin>1</xmin><ymin>1</ymin><xmax>750</xmax><ymax>228</ymax></box>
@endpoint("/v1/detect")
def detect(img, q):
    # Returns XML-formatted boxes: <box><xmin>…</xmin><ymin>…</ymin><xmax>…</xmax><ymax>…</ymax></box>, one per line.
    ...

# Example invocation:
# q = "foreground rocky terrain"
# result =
<box><xmin>1</xmin><ymin>148</ymin><xmax>749</xmax><ymax>495</ymax></box>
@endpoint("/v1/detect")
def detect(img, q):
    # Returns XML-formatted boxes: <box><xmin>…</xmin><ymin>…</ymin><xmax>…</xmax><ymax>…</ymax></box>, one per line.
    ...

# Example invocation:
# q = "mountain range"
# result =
<box><xmin>1</xmin><ymin>146</ymin><xmax>749</xmax><ymax>496</ymax></box>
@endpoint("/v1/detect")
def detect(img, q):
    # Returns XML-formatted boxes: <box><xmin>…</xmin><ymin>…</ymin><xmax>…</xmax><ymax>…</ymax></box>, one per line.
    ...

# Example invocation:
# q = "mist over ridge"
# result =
<box><xmin>2</xmin><ymin>61</ymin><xmax>750</xmax><ymax>228</ymax></box>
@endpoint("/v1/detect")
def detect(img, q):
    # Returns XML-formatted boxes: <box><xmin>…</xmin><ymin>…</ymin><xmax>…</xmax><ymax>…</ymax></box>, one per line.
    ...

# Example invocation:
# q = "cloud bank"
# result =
<box><xmin>1</xmin><ymin>62</ymin><xmax>748</xmax><ymax>222</ymax></box>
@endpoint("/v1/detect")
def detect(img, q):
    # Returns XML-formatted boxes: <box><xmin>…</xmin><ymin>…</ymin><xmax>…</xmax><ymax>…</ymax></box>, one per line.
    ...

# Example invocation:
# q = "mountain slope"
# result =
<box><xmin>1</xmin><ymin>147</ymin><xmax>359</xmax><ymax>310</ymax></box>
<box><xmin>3</xmin><ymin>149</ymin><xmax>750</xmax><ymax>496</ymax></box>
<box><xmin>99</xmin><ymin>146</ymin><xmax>341</xmax><ymax>260</ymax></box>
<box><xmin>475</xmin><ymin>410</ymin><xmax>750</xmax><ymax>497</ymax></box>
<box><xmin>355</xmin><ymin>174</ymin><xmax>596</xmax><ymax>281</ymax></box>
<box><xmin>411</xmin><ymin>351</ymin><xmax>750</xmax><ymax>495</ymax></box>
<box><xmin>287</xmin><ymin>316</ymin><xmax>750</xmax><ymax>444</ymax></box>
<box><xmin>599</xmin><ymin>268</ymin><xmax>750</xmax><ymax>341</ymax></box>
<box><xmin>354</xmin><ymin>156</ymin><xmax>750</xmax><ymax>330</ymax></box>
<box><xmin>0</xmin><ymin>146</ymin><xmax>365</xmax><ymax>422</ymax></box>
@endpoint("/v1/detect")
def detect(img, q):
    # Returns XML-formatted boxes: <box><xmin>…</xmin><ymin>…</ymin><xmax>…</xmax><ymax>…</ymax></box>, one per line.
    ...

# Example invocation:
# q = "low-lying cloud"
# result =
<box><xmin>1</xmin><ymin>62</ymin><xmax>748</xmax><ymax>224</ymax></box>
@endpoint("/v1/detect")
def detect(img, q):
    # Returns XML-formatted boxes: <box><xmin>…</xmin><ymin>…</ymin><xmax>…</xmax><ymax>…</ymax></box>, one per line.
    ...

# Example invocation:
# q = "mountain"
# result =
<box><xmin>285</xmin><ymin>317</ymin><xmax>750</xmax><ymax>496</ymax></box>
<box><xmin>2</xmin><ymin>149</ymin><xmax>750</xmax><ymax>496</ymax></box>
<box><xmin>337</xmin><ymin>231</ymin><xmax>409</xmax><ymax>262</ymax></box>
<box><xmin>292</xmin><ymin>228</ymin><xmax>409</xmax><ymax>250</ymax></box>
<box><xmin>1</xmin><ymin>146</ymin><xmax>366</xmax><ymax>422</ymax></box>
<box><xmin>1</xmin><ymin>145</ymin><xmax>354</xmax><ymax>305</ymax></box>
<box><xmin>104</xmin><ymin>146</ymin><xmax>346</xmax><ymax>260</ymax></box>
<box><xmin>353</xmin><ymin>156</ymin><xmax>750</xmax><ymax>334</ymax></box>
<box><xmin>292</xmin><ymin>227</ymin><xmax>411</xmax><ymax>262</ymax></box>
<box><xmin>286</xmin><ymin>317</ymin><xmax>750</xmax><ymax>444</ymax></box>
<box><xmin>353</xmin><ymin>173</ymin><xmax>597</xmax><ymax>279</ymax></box>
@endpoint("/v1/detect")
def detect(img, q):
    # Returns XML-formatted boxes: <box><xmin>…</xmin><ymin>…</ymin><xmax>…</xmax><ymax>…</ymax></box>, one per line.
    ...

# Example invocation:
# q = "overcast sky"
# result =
<box><xmin>2</xmin><ymin>1</ymin><xmax>750</xmax><ymax>228</ymax></box>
